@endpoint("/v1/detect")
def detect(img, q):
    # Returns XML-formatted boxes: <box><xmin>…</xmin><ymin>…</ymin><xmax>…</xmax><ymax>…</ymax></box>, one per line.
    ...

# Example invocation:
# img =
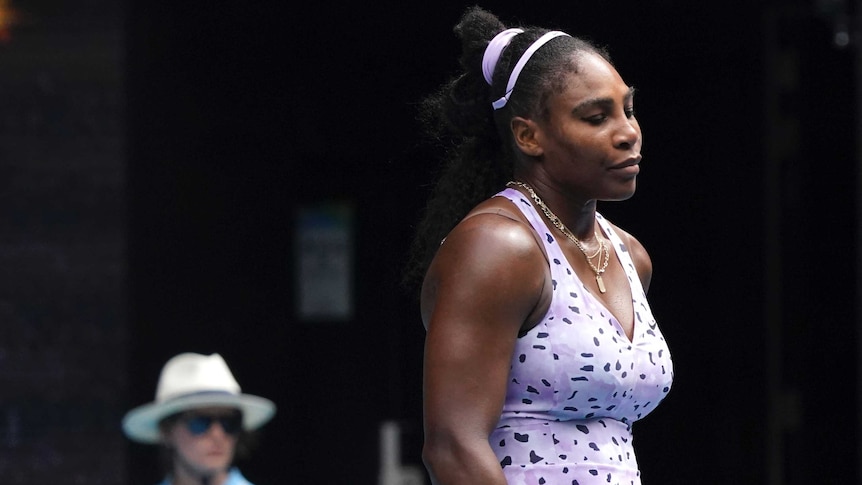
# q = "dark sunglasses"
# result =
<box><xmin>182</xmin><ymin>412</ymin><xmax>243</xmax><ymax>436</ymax></box>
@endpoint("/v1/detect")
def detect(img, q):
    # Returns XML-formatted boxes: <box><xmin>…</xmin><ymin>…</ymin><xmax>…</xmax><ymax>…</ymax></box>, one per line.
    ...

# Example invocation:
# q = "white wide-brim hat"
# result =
<box><xmin>122</xmin><ymin>352</ymin><xmax>276</xmax><ymax>444</ymax></box>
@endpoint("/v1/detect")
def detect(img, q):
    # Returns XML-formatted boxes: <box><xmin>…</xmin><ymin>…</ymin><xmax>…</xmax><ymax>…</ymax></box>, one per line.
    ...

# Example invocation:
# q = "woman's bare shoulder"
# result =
<box><xmin>420</xmin><ymin>197</ymin><xmax>547</xmax><ymax>328</ymax></box>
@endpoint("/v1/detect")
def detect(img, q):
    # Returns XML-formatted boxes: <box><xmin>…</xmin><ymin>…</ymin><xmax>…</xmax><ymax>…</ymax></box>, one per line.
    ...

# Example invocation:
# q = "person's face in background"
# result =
<box><xmin>163</xmin><ymin>406</ymin><xmax>242</xmax><ymax>481</ymax></box>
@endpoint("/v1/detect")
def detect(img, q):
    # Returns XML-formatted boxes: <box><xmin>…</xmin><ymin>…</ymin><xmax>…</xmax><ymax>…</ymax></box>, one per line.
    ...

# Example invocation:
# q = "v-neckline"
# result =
<box><xmin>566</xmin><ymin>220</ymin><xmax>637</xmax><ymax>344</ymax></box>
<box><xmin>577</xmin><ymin>273</ymin><xmax>637</xmax><ymax>344</ymax></box>
<box><xmin>497</xmin><ymin>188</ymin><xmax>639</xmax><ymax>343</ymax></box>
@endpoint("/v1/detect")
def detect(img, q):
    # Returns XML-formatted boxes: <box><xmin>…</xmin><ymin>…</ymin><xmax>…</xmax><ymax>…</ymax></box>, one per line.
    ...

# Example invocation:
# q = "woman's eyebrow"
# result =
<box><xmin>573</xmin><ymin>86</ymin><xmax>636</xmax><ymax>112</ymax></box>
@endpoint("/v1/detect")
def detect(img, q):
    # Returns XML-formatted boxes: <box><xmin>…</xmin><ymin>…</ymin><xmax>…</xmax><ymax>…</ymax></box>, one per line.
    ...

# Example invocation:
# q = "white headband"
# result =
<box><xmin>482</xmin><ymin>28</ymin><xmax>524</xmax><ymax>85</ymax></box>
<box><xmin>484</xmin><ymin>30</ymin><xmax>571</xmax><ymax>110</ymax></box>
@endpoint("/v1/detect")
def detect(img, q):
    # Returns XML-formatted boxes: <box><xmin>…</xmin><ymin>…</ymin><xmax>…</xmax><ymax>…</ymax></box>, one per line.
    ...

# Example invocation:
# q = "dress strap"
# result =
<box><xmin>595</xmin><ymin>213</ymin><xmax>647</xmax><ymax>300</ymax></box>
<box><xmin>495</xmin><ymin>188</ymin><xmax>567</xmax><ymax>270</ymax></box>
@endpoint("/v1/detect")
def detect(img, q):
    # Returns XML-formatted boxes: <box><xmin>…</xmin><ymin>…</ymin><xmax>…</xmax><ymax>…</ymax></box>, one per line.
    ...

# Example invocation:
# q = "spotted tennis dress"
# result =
<box><xmin>491</xmin><ymin>188</ymin><xmax>674</xmax><ymax>485</ymax></box>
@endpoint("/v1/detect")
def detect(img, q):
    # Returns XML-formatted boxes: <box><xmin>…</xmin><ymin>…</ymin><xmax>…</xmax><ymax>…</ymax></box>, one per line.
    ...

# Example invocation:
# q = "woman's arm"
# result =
<box><xmin>420</xmin><ymin>212</ymin><xmax>548</xmax><ymax>485</ymax></box>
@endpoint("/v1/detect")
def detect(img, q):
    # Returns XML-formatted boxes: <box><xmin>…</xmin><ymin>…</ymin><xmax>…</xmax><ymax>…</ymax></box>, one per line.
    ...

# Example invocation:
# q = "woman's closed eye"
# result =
<box><xmin>583</xmin><ymin>113</ymin><xmax>609</xmax><ymax>125</ymax></box>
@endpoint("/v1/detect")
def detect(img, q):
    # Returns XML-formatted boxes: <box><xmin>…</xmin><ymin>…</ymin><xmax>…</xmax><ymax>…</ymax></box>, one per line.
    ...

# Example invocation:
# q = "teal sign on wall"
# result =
<box><xmin>295</xmin><ymin>202</ymin><xmax>354</xmax><ymax>321</ymax></box>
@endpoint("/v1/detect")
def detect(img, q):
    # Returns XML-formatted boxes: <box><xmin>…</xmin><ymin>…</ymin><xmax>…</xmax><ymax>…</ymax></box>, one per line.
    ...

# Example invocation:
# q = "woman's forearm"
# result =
<box><xmin>423</xmin><ymin>439</ymin><xmax>508</xmax><ymax>485</ymax></box>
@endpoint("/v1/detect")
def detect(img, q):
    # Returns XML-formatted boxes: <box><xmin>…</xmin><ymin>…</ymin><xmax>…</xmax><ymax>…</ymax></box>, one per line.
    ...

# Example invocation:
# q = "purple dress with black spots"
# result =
<box><xmin>491</xmin><ymin>188</ymin><xmax>674</xmax><ymax>485</ymax></box>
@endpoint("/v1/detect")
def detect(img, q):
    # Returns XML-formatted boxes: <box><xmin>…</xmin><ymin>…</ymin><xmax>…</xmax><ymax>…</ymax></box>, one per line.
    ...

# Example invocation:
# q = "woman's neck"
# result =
<box><xmin>508</xmin><ymin>177</ymin><xmax>598</xmax><ymax>239</ymax></box>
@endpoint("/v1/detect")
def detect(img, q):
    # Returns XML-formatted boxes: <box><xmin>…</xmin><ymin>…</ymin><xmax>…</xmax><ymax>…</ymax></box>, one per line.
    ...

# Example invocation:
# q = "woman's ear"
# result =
<box><xmin>511</xmin><ymin>117</ymin><xmax>544</xmax><ymax>157</ymax></box>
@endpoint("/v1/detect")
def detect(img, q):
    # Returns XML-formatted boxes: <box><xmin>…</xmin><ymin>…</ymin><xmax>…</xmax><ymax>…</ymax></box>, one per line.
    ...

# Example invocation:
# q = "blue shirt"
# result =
<box><xmin>157</xmin><ymin>467</ymin><xmax>254</xmax><ymax>485</ymax></box>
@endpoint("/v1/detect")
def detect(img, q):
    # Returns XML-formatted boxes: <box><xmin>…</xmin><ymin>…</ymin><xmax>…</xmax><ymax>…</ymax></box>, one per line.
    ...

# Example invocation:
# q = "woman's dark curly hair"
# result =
<box><xmin>402</xmin><ymin>6</ymin><xmax>611</xmax><ymax>292</ymax></box>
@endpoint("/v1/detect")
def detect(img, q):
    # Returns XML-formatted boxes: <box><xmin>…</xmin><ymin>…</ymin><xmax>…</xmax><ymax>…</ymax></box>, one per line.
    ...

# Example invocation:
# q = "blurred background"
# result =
<box><xmin>0</xmin><ymin>0</ymin><xmax>858</xmax><ymax>483</ymax></box>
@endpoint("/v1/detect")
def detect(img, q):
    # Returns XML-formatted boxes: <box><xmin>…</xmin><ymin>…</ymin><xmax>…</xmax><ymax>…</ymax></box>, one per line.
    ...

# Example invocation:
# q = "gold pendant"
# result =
<box><xmin>596</xmin><ymin>274</ymin><xmax>607</xmax><ymax>293</ymax></box>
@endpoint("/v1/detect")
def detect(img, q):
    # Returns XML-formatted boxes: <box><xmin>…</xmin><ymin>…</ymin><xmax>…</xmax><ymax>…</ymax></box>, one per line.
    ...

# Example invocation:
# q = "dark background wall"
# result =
<box><xmin>1</xmin><ymin>0</ymin><xmax>858</xmax><ymax>483</ymax></box>
<box><xmin>0</xmin><ymin>0</ymin><xmax>126</xmax><ymax>483</ymax></box>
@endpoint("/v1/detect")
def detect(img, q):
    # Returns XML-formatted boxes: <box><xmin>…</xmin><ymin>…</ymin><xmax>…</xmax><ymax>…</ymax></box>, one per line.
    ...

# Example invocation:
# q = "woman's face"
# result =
<box><xmin>164</xmin><ymin>406</ymin><xmax>241</xmax><ymax>479</ymax></box>
<box><xmin>531</xmin><ymin>51</ymin><xmax>643</xmax><ymax>203</ymax></box>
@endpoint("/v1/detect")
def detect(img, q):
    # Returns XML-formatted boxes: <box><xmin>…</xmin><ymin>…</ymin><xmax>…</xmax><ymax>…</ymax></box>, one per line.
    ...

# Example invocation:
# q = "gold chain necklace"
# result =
<box><xmin>507</xmin><ymin>180</ymin><xmax>610</xmax><ymax>293</ymax></box>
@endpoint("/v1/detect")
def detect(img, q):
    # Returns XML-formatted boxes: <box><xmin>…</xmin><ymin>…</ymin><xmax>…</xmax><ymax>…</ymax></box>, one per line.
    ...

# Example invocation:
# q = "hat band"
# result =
<box><xmin>159</xmin><ymin>389</ymin><xmax>239</xmax><ymax>405</ymax></box>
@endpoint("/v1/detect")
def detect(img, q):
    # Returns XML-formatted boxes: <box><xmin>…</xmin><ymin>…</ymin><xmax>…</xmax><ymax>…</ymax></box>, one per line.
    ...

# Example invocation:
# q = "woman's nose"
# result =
<box><xmin>614</xmin><ymin>118</ymin><xmax>639</xmax><ymax>149</ymax></box>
